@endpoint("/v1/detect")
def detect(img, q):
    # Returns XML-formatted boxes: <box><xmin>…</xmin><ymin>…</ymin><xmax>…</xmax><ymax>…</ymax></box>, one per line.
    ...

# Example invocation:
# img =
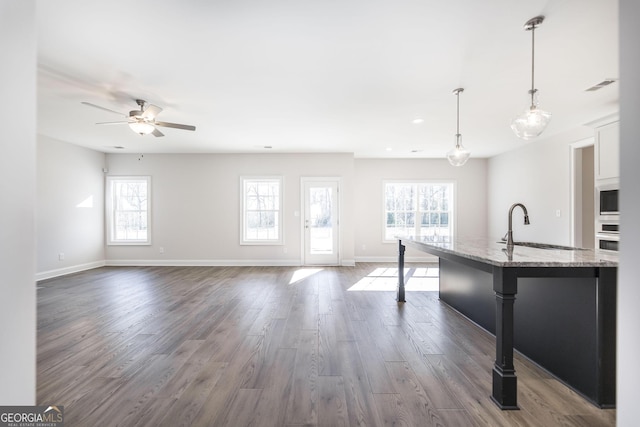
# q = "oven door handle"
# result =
<box><xmin>596</xmin><ymin>233</ymin><xmax>619</xmax><ymax>240</ymax></box>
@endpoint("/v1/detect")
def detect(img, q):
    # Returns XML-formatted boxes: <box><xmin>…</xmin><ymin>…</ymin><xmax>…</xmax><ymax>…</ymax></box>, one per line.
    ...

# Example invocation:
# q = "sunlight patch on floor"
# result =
<box><xmin>289</xmin><ymin>268</ymin><xmax>324</xmax><ymax>285</ymax></box>
<box><xmin>348</xmin><ymin>267</ymin><xmax>439</xmax><ymax>291</ymax></box>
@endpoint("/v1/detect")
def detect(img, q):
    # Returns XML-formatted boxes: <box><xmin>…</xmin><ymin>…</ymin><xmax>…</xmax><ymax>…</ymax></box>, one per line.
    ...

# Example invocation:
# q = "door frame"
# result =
<box><xmin>569</xmin><ymin>137</ymin><xmax>594</xmax><ymax>247</ymax></box>
<box><xmin>300</xmin><ymin>177</ymin><xmax>341</xmax><ymax>266</ymax></box>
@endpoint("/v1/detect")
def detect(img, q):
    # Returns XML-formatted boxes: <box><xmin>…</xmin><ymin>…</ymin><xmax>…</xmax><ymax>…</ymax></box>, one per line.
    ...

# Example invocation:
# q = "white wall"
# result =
<box><xmin>104</xmin><ymin>153</ymin><xmax>355</xmax><ymax>265</ymax></box>
<box><xmin>0</xmin><ymin>0</ymin><xmax>36</xmax><ymax>405</ymax></box>
<box><xmin>487</xmin><ymin>128</ymin><xmax>594</xmax><ymax>245</ymax></box>
<box><xmin>37</xmin><ymin>135</ymin><xmax>106</xmax><ymax>279</ymax></box>
<box><xmin>617</xmin><ymin>0</ymin><xmax>640</xmax><ymax>424</ymax></box>
<box><xmin>99</xmin><ymin>154</ymin><xmax>488</xmax><ymax>265</ymax></box>
<box><xmin>353</xmin><ymin>158</ymin><xmax>487</xmax><ymax>262</ymax></box>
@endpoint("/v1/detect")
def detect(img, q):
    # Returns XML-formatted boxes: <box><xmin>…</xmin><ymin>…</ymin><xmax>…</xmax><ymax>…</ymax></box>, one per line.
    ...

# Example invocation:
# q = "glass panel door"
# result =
<box><xmin>303</xmin><ymin>179</ymin><xmax>339</xmax><ymax>265</ymax></box>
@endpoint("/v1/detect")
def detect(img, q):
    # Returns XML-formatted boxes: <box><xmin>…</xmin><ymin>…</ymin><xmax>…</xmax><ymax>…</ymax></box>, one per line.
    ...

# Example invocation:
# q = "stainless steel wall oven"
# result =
<box><xmin>595</xmin><ymin>221</ymin><xmax>619</xmax><ymax>252</ymax></box>
<box><xmin>595</xmin><ymin>183</ymin><xmax>619</xmax><ymax>252</ymax></box>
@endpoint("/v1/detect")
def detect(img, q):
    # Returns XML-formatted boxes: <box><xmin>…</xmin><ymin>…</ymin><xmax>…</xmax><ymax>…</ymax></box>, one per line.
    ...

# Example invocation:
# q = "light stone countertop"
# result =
<box><xmin>398</xmin><ymin>236</ymin><xmax>619</xmax><ymax>268</ymax></box>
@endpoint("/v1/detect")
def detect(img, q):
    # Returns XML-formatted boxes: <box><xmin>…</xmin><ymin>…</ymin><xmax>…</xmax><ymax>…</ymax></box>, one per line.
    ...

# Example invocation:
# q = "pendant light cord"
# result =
<box><xmin>454</xmin><ymin>88</ymin><xmax>462</xmax><ymax>147</ymax></box>
<box><xmin>456</xmin><ymin>90</ymin><xmax>460</xmax><ymax>137</ymax></box>
<box><xmin>530</xmin><ymin>23</ymin><xmax>537</xmax><ymax>107</ymax></box>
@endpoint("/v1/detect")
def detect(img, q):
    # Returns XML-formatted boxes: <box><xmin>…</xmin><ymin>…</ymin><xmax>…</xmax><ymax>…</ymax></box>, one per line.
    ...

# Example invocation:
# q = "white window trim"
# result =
<box><xmin>106</xmin><ymin>176</ymin><xmax>152</xmax><ymax>246</ymax></box>
<box><xmin>240</xmin><ymin>175</ymin><xmax>284</xmax><ymax>245</ymax></box>
<box><xmin>382</xmin><ymin>180</ymin><xmax>456</xmax><ymax>243</ymax></box>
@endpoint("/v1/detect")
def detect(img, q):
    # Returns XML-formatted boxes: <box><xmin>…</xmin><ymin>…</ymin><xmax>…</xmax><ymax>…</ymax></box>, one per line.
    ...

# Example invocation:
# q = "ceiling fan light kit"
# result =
<box><xmin>129</xmin><ymin>121</ymin><xmax>155</xmax><ymax>135</ymax></box>
<box><xmin>82</xmin><ymin>98</ymin><xmax>196</xmax><ymax>137</ymax></box>
<box><xmin>511</xmin><ymin>15</ymin><xmax>551</xmax><ymax>140</ymax></box>
<box><xmin>446</xmin><ymin>88</ymin><xmax>471</xmax><ymax>167</ymax></box>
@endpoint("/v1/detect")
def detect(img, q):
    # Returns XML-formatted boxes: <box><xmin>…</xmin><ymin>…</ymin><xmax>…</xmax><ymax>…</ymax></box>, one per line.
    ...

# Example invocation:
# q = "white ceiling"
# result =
<box><xmin>37</xmin><ymin>0</ymin><xmax>619</xmax><ymax>158</ymax></box>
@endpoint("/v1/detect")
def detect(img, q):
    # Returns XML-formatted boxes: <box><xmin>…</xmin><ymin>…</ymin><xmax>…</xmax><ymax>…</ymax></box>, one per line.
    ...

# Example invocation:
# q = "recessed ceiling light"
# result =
<box><xmin>412</xmin><ymin>118</ymin><xmax>424</xmax><ymax>124</ymax></box>
<box><xmin>264</xmin><ymin>145</ymin><xmax>273</xmax><ymax>149</ymax></box>
<box><xmin>411</xmin><ymin>149</ymin><xmax>423</xmax><ymax>153</ymax></box>
<box><xmin>113</xmin><ymin>146</ymin><xmax>125</xmax><ymax>149</ymax></box>
<box><xmin>386</xmin><ymin>147</ymin><xmax>393</xmax><ymax>151</ymax></box>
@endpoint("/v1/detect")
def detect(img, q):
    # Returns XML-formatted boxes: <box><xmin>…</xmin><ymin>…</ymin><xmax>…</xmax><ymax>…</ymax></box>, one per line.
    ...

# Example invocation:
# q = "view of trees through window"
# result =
<box><xmin>309</xmin><ymin>187</ymin><xmax>332</xmax><ymax>228</ymax></box>
<box><xmin>309</xmin><ymin>186</ymin><xmax>333</xmax><ymax>253</ymax></box>
<box><xmin>384</xmin><ymin>182</ymin><xmax>453</xmax><ymax>241</ymax></box>
<box><xmin>243</xmin><ymin>178</ymin><xmax>282</xmax><ymax>243</ymax></box>
<box><xmin>107</xmin><ymin>177</ymin><xmax>150</xmax><ymax>244</ymax></box>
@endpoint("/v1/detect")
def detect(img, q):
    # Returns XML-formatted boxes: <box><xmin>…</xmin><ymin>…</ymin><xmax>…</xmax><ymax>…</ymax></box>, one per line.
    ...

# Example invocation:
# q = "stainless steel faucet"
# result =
<box><xmin>504</xmin><ymin>203</ymin><xmax>530</xmax><ymax>247</ymax></box>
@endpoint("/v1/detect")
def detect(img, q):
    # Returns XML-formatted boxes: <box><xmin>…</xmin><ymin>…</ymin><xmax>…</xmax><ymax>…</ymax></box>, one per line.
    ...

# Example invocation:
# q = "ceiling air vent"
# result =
<box><xmin>585</xmin><ymin>79</ymin><xmax>617</xmax><ymax>92</ymax></box>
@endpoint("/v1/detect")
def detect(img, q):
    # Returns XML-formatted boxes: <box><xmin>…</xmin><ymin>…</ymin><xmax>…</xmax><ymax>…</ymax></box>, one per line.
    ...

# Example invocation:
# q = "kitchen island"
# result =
<box><xmin>396</xmin><ymin>236</ymin><xmax>618</xmax><ymax>410</ymax></box>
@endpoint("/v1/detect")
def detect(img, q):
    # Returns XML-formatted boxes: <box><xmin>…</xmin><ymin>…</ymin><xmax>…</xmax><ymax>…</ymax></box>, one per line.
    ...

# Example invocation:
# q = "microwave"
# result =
<box><xmin>597</xmin><ymin>185</ymin><xmax>619</xmax><ymax>217</ymax></box>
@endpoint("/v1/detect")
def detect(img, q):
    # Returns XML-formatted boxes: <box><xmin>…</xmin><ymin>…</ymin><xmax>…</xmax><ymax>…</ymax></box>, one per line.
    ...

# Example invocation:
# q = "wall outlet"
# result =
<box><xmin>159</xmin><ymin>247</ymin><xmax>165</xmax><ymax>254</ymax></box>
<box><xmin>283</xmin><ymin>247</ymin><xmax>288</xmax><ymax>254</ymax></box>
<box><xmin>362</xmin><ymin>244</ymin><xmax>366</xmax><ymax>251</ymax></box>
<box><xmin>556</xmin><ymin>209</ymin><xmax>561</xmax><ymax>218</ymax></box>
<box><xmin>58</xmin><ymin>252</ymin><xmax>64</xmax><ymax>261</ymax></box>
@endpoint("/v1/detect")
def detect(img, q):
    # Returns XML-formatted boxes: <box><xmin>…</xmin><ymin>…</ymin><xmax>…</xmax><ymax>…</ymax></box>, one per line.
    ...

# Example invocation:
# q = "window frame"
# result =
<box><xmin>106</xmin><ymin>176</ymin><xmax>152</xmax><ymax>246</ymax></box>
<box><xmin>240</xmin><ymin>176</ymin><xmax>284</xmax><ymax>245</ymax></box>
<box><xmin>382</xmin><ymin>180</ymin><xmax>456</xmax><ymax>243</ymax></box>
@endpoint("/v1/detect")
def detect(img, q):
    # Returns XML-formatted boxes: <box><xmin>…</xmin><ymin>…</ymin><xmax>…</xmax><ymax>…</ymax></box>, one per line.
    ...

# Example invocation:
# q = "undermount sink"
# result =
<box><xmin>497</xmin><ymin>241</ymin><xmax>586</xmax><ymax>251</ymax></box>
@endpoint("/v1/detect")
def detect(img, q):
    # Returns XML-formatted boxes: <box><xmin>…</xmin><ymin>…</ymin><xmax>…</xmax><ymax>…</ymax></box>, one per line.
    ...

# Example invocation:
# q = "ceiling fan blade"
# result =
<box><xmin>152</xmin><ymin>128</ymin><xmax>165</xmax><ymax>137</ymax></box>
<box><xmin>142</xmin><ymin>104</ymin><xmax>163</xmax><ymax>120</ymax></box>
<box><xmin>81</xmin><ymin>102</ymin><xmax>125</xmax><ymax>116</ymax></box>
<box><xmin>96</xmin><ymin>121</ymin><xmax>128</xmax><ymax>125</ymax></box>
<box><xmin>155</xmin><ymin>121</ymin><xmax>196</xmax><ymax>131</ymax></box>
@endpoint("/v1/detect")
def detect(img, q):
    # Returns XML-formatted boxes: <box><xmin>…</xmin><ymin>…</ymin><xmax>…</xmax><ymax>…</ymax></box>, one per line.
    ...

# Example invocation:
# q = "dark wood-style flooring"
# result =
<box><xmin>37</xmin><ymin>265</ymin><xmax>615</xmax><ymax>426</ymax></box>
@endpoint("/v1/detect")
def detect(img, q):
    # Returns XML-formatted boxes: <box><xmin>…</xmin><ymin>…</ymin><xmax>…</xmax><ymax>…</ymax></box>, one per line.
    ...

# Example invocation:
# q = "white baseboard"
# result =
<box><xmin>36</xmin><ymin>260</ymin><xmax>106</xmax><ymax>281</ymax></box>
<box><xmin>341</xmin><ymin>259</ymin><xmax>356</xmax><ymax>266</ymax></box>
<box><xmin>105</xmin><ymin>259</ymin><xmax>303</xmax><ymax>267</ymax></box>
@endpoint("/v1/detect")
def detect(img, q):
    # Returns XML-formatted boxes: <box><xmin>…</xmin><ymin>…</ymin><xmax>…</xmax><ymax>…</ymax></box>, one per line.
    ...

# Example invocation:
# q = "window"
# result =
<box><xmin>241</xmin><ymin>176</ymin><xmax>283</xmax><ymax>245</ymax></box>
<box><xmin>106</xmin><ymin>176</ymin><xmax>151</xmax><ymax>245</ymax></box>
<box><xmin>384</xmin><ymin>181</ymin><xmax>454</xmax><ymax>242</ymax></box>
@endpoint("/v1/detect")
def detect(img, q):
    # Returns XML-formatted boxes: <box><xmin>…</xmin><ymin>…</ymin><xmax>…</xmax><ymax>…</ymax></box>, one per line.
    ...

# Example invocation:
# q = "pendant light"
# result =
<box><xmin>511</xmin><ymin>16</ymin><xmax>551</xmax><ymax>140</ymax></box>
<box><xmin>446</xmin><ymin>88</ymin><xmax>470</xmax><ymax>167</ymax></box>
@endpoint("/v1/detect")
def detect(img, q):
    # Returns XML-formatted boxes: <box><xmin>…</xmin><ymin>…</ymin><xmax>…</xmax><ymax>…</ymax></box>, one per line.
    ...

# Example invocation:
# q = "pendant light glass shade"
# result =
<box><xmin>129</xmin><ymin>121</ymin><xmax>155</xmax><ymax>135</ymax></box>
<box><xmin>447</xmin><ymin>88</ymin><xmax>470</xmax><ymax>167</ymax></box>
<box><xmin>447</xmin><ymin>135</ymin><xmax>470</xmax><ymax>166</ymax></box>
<box><xmin>512</xmin><ymin>16</ymin><xmax>551</xmax><ymax>140</ymax></box>
<box><xmin>511</xmin><ymin>90</ymin><xmax>552</xmax><ymax>140</ymax></box>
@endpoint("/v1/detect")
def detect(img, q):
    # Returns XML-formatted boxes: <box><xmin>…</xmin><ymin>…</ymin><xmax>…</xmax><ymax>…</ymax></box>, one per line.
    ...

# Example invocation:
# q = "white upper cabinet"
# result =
<box><xmin>595</xmin><ymin>121</ymin><xmax>619</xmax><ymax>182</ymax></box>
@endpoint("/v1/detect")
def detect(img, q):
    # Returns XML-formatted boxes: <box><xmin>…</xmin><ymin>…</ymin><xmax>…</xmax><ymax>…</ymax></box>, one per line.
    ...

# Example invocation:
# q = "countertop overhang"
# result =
<box><xmin>398</xmin><ymin>236</ymin><xmax>618</xmax><ymax>268</ymax></box>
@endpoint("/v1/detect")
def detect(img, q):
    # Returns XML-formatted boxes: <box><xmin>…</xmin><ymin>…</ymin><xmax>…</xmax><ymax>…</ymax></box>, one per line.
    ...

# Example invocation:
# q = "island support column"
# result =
<box><xmin>397</xmin><ymin>240</ymin><xmax>406</xmax><ymax>302</ymax></box>
<box><xmin>491</xmin><ymin>266</ymin><xmax>519</xmax><ymax>409</ymax></box>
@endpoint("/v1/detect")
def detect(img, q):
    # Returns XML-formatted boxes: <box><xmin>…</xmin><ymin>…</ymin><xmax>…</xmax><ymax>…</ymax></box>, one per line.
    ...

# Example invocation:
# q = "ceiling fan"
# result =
<box><xmin>81</xmin><ymin>99</ymin><xmax>196</xmax><ymax>137</ymax></box>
